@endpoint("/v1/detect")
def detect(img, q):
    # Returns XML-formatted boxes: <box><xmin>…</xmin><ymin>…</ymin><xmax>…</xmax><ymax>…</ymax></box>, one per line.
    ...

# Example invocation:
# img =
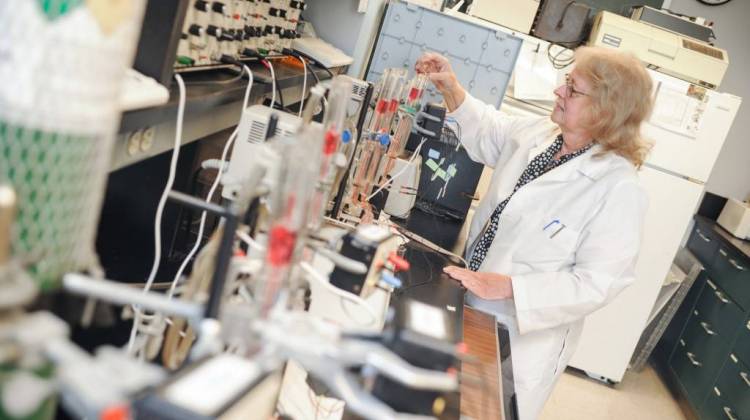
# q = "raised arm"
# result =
<box><xmin>415</xmin><ymin>53</ymin><xmax>537</xmax><ymax>168</ymax></box>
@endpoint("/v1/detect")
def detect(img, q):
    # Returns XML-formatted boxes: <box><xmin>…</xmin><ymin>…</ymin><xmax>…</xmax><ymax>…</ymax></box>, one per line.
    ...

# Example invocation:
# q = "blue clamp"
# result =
<box><xmin>379</xmin><ymin>133</ymin><xmax>391</xmax><ymax>146</ymax></box>
<box><xmin>381</xmin><ymin>273</ymin><xmax>402</xmax><ymax>289</ymax></box>
<box><xmin>341</xmin><ymin>129</ymin><xmax>352</xmax><ymax>144</ymax></box>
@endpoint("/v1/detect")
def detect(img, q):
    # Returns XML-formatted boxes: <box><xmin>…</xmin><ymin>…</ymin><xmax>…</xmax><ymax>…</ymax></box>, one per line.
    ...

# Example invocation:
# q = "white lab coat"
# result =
<box><xmin>449</xmin><ymin>94</ymin><xmax>648</xmax><ymax>420</ymax></box>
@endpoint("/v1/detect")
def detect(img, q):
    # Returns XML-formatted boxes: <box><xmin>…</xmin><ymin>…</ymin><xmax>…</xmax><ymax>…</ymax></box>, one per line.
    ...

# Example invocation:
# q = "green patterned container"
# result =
<box><xmin>0</xmin><ymin>0</ymin><xmax>144</xmax><ymax>290</ymax></box>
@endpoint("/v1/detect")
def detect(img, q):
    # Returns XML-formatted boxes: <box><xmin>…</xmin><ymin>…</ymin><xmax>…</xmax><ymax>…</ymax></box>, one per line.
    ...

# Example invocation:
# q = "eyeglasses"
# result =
<box><xmin>564</xmin><ymin>73</ymin><xmax>589</xmax><ymax>98</ymax></box>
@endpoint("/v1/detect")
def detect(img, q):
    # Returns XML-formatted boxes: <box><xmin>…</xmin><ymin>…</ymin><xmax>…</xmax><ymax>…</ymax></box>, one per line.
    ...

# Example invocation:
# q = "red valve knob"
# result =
<box><xmin>387</xmin><ymin>252</ymin><xmax>410</xmax><ymax>272</ymax></box>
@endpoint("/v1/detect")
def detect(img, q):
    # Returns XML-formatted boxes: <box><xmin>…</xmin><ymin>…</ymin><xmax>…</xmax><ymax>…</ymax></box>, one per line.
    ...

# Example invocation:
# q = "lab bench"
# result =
<box><xmin>654</xmin><ymin>215</ymin><xmax>750</xmax><ymax>420</ymax></box>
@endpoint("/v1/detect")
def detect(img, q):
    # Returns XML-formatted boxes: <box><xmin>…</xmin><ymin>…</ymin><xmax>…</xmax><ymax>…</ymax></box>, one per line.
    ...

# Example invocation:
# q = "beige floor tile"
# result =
<box><xmin>539</xmin><ymin>365</ymin><xmax>686</xmax><ymax>420</ymax></box>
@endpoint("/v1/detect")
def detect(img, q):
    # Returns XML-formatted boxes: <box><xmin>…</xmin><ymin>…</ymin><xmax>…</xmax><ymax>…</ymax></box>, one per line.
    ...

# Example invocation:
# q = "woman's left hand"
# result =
<box><xmin>443</xmin><ymin>266</ymin><xmax>513</xmax><ymax>300</ymax></box>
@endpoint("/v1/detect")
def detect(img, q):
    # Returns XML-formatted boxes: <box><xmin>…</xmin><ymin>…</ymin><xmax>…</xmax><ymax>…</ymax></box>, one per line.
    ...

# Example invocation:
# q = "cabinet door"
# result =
<box><xmin>670</xmin><ymin>312</ymin><xmax>730</xmax><ymax>405</ymax></box>
<box><xmin>687</xmin><ymin>225</ymin><xmax>719</xmax><ymax>268</ymax></box>
<box><xmin>695</xmin><ymin>279</ymin><xmax>745</xmax><ymax>342</ymax></box>
<box><xmin>715</xmin><ymin>354</ymin><xmax>750</xmax><ymax>419</ymax></box>
<box><xmin>713</xmin><ymin>246</ymin><xmax>750</xmax><ymax>311</ymax></box>
<box><xmin>701</xmin><ymin>386</ymin><xmax>741</xmax><ymax>420</ymax></box>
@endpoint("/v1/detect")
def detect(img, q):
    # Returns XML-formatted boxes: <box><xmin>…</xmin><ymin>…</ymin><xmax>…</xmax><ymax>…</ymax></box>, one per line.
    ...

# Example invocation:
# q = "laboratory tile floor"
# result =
<box><xmin>540</xmin><ymin>365</ymin><xmax>686</xmax><ymax>420</ymax></box>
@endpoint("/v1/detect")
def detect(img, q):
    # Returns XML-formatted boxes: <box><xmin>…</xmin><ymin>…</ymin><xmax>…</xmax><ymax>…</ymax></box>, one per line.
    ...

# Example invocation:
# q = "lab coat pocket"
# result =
<box><xmin>515</xmin><ymin>215</ymin><xmax>580</xmax><ymax>265</ymax></box>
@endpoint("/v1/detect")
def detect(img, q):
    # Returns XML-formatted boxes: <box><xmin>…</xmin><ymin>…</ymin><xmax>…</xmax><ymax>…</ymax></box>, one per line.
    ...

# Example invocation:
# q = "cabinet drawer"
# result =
<box><xmin>695</xmin><ymin>279</ymin><xmax>745</xmax><ymax>343</ymax></box>
<box><xmin>736</xmin><ymin>317</ymin><xmax>750</xmax><ymax>368</ymax></box>
<box><xmin>688</xmin><ymin>226</ymin><xmax>718</xmax><ymax>267</ymax></box>
<box><xmin>715</xmin><ymin>354</ymin><xmax>750</xmax><ymax>419</ymax></box>
<box><xmin>701</xmin><ymin>386</ymin><xmax>742</xmax><ymax>420</ymax></box>
<box><xmin>670</xmin><ymin>314</ymin><xmax>729</xmax><ymax>404</ymax></box>
<box><xmin>713</xmin><ymin>246</ymin><xmax>750</xmax><ymax>310</ymax></box>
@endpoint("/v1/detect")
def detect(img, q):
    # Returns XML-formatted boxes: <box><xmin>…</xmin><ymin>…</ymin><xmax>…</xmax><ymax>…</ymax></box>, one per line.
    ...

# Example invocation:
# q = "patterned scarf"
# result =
<box><xmin>468</xmin><ymin>135</ymin><xmax>593</xmax><ymax>271</ymax></box>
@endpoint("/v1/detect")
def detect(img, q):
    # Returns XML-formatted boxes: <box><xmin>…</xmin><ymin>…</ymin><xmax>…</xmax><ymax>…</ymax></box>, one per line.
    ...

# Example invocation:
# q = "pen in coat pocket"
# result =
<box><xmin>550</xmin><ymin>224</ymin><xmax>566</xmax><ymax>238</ymax></box>
<box><xmin>542</xmin><ymin>219</ymin><xmax>566</xmax><ymax>238</ymax></box>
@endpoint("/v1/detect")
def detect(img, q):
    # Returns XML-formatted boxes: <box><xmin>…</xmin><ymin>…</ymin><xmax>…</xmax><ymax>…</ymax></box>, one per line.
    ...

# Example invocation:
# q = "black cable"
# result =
<box><xmin>546</xmin><ymin>43</ymin><xmax>576</xmax><ymax>70</ymax></box>
<box><xmin>287</xmin><ymin>48</ymin><xmax>335</xmax><ymax>80</ymax></box>
<box><xmin>274</xmin><ymin>75</ymin><xmax>286</xmax><ymax>111</ymax></box>
<box><xmin>283</xmin><ymin>49</ymin><xmax>324</xmax><ymax>87</ymax></box>
<box><xmin>308</xmin><ymin>63</ymin><xmax>322</xmax><ymax>86</ymax></box>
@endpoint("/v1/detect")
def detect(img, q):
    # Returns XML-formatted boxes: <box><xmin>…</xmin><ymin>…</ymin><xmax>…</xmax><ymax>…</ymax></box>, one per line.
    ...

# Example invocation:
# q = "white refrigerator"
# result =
<box><xmin>566</xmin><ymin>69</ymin><xmax>742</xmax><ymax>383</ymax></box>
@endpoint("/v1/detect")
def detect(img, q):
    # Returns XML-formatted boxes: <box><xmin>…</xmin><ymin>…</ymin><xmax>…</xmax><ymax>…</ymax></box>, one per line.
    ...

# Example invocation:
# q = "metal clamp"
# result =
<box><xmin>715</xmin><ymin>290</ymin><xmax>731</xmax><ymax>304</ymax></box>
<box><xmin>687</xmin><ymin>352</ymin><xmax>702</xmax><ymax>367</ymax></box>
<box><xmin>697</xmin><ymin>230</ymin><xmax>711</xmax><ymax>242</ymax></box>
<box><xmin>723</xmin><ymin>406</ymin><xmax>737</xmax><ymax>420</ymax></box>
<box><xmin>740</xmin><ymin>372</ymin><xmax>750</xmax><ymax>388</ymax></box>
<box><xmin>412</xmin><ymin>109</ymin><xmax>441</xmax><ymax>139</ymax></box>
<box><xmin>700</xmin><ymin>322</ymin><xmax>716</xmax><ymax>336</ymax></box>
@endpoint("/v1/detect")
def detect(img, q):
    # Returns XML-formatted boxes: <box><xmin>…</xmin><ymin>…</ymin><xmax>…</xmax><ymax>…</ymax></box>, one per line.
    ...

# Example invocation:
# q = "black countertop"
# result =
<box><xmin>389</xmin><ymin>206</ymin><xmax>466</xmax><ymax>254</ymax></box>
<box><xmin>394</xmin><ymin>238</ymin><xmax>466</xmax><ymax>310</ymax></box>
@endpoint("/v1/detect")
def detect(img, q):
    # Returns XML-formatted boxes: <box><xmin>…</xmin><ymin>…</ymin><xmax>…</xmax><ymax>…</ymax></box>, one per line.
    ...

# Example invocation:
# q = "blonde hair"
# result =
<box><xmin>574</xmin><ymin>46</ymin><xmax>654</xmax><ymax>167</ymax></box>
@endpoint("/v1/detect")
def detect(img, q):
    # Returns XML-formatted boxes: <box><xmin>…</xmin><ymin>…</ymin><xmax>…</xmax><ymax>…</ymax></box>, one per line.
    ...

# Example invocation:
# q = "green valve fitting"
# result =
<box><xmin>177</xmin><ymin>56</ymin><xmax>195</xmax><ymax>66</ymax></box>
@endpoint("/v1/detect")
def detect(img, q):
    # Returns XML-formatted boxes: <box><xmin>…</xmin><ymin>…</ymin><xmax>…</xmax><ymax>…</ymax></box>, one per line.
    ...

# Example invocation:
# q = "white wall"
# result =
<box><xmin>668</xmin><ymin>0</ymin><xmax>750</xmax><ymax>201</ymax></box>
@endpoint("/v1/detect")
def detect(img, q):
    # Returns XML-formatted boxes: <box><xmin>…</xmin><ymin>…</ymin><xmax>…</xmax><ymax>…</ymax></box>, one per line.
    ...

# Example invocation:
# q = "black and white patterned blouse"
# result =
<box><xmin>468</xmin><ymin>135</ymin><xmax>594</xmax><ymax>271</ymax></box>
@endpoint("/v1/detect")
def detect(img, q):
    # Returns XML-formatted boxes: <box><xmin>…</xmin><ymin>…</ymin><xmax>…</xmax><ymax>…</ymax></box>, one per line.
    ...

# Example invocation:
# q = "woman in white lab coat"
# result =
<box><xmin>415</xmin><ymin>47</ymin><xmax>654</xmax><ymax>420</ymax></box>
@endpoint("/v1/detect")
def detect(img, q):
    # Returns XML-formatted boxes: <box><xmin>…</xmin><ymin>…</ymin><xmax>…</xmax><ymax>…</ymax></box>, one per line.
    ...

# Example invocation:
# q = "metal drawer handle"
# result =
<box><xmin>728</xmin><ymin>258</ymin><xmax>746</xmax><ymax>271</ymax></box>
<box><xmin>747</xmin><ymin>320</ymin><xmax>750</xmax><ymax>330</ymax></box>
<box><xmin>723</xmin><ymin>407</ymin><xmax>737</xmax><ymax>420</ymax></box>
<box><xmin>715</xmin><ymin>290</ymin><xmax>731</xmax><ymax>304</ymax></box>
<box><xmin>687</xmin><ymin>352</ymin><xmax>702</xmax><ymax>367</ymax></box>
<box><xmin>741</xmin><ymin>372</ymin><xmax>750</xmax><ymax>387</ymax></box>
<box><xmin>698</xmin><ymin>230</ymin><xmax>711</xmax><ymax>242</ymax></box>
<box><xmin>720</xmin><ymin>249</ymin><xmax>728</xmax><ymax>257</ymax></box>
<box><xmin>700</xmin><ymin>321</ymin><xmax>716</xmax><ymax>336</ymax></box>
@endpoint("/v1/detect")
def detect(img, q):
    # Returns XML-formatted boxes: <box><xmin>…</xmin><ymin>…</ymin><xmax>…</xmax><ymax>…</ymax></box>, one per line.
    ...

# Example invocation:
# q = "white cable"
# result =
<box><xmin>297</xmin><ymin>56</ymin><xmax>307</xmax><ymax>117</ymax></box>
<box><xmin>127</xmin><ymin>73</ymin><xmax>187</xmax><ymax>354</ymax></box>
<box><xmin>266</xmin><ymin>60</ymin><xmax>277</xmax><ymax>110</ymax></box>
<box><xmin>241</xmin><ymin>65</ymin><xmax>253</xmax><ymax>111</ymax></box>
<box><xmin>367</xmin><ymin>138</ymin><xmax>427</xmax><ymax>201</ymax></box>
<box><xmin>300</xmin><ymin>262</ymin><xmax>378</xmax><ymax>327</ymax></box>
<box><xmin>166</xmin><ymin>65</ymin><xmax>255</xmax><ymax>300</ymax></box>
<box><xmin>166</xmin><ymin>127</ymin><xmax>237</xmax><ymax>301</ymax></box>
<box><xmin>127</xmin><ymin>66</ymin><xmax>254</xmax><ymax>356</ymax></box>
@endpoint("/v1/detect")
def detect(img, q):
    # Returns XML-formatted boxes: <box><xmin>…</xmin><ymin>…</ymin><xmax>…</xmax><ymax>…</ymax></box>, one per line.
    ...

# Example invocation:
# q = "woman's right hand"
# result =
<box><xmin>415</xmin><ymin>52</ymin><xmax>466</xmax><ymax>111</ymax></box>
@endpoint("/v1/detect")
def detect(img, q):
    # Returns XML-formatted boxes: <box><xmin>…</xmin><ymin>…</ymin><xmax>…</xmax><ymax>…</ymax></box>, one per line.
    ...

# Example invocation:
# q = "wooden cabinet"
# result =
<box><xmin>656</xmin><ymin>216</ymin><xmax>750</xmax><ymax>419</ymax></box>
